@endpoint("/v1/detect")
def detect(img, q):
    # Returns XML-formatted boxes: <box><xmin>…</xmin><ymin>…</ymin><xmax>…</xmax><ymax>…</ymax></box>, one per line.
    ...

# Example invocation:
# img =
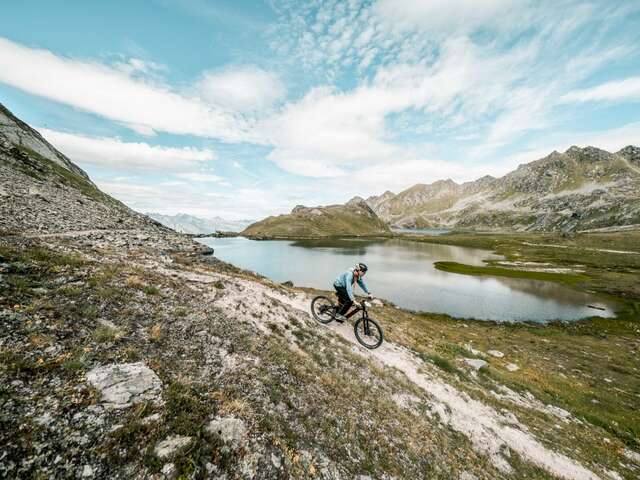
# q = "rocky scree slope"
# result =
<box><xmin>367</xmin><ymin>146</ymin><xmax>640</xmax><ymax>232</ymax></box>
<box><xmin>0</xmin><ymin>102</ymin><xmax>201</xmax><ymax>253</ymax></box>
<box><xmin>242</xmin><ymin>196</ymin><xmax>390</xmax><ymax>237</ymax></box>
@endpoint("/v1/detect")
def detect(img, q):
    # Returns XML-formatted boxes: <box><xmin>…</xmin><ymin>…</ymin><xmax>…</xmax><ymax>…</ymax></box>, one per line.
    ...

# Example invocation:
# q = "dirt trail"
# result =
<box><xmin>18</xmin><ymin>229</ymin><xmax>146</xmax><ymax>238</ymax></box>
<box><xmin>165</xmin><ymin>262</ymin><xmax>608</xmax><ymax>480</ymax></box>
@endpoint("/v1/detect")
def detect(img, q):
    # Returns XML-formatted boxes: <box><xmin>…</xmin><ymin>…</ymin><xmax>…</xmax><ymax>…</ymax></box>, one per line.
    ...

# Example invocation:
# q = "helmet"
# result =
<box><xmin>355</xmin><ymin>262</ymin><xmax>368</xmax><ymax>273</ymax></box>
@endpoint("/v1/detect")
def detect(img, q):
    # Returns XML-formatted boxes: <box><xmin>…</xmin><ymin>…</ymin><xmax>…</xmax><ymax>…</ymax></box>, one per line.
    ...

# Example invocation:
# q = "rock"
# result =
<box><xmin>487</xmin><ymin>350</ymin><xmax>504</xmax><ymax>358</ymax></box>
<box><xmin>154</xmin><ymin>435</ymin><xmax>192</xmax><ymax>459</ymax></box>
<box><xmin>505</xmin><ymin>363</ymin><xmax>519</xmax><ymax>372</ymax></box>
<box><xmin>141</xmin><ymin>412</ymin><xmax>162</xmax><ymax>425</ymax></box>
<box><xmin>623</xmin><ymin>448</ymin><xmax>640</xmax><ymax>464</ymax></box>
<box><xmin>281</xmin><ymin>280</ymin><xmax>294</xmax><ymax>287</ymax></box>
<box><xmin>459</xmin><ymin>472</ymin><xmax>478</xmax><ymax>480</ymax></box>
<box><xmin>463</xmin><ymin>358</ymin><xmax>488</xmax><ymax>370</ymax></box>
<box><xmin>206</xmin><ymin>416</ymin><xmax>247</xmax><ymax>447</ymax></box>
<box><xmin>86</xmin><ymin>362</ymin><xmax>163</xmax><ymax>409</ymax></box>
<box><xmin>161</xmin><ymin>463</ymin><xmax>177</xmax><ymax>479</ymax></box>
<box><xmin>81</xmin><ymin>465</ymin><xmax>94</xmax><ymax>478</ymax></box>
<box><xmin>464</xmin><ymin>343</ymin><xmax>485</xmax><ymax>357</ymax></box>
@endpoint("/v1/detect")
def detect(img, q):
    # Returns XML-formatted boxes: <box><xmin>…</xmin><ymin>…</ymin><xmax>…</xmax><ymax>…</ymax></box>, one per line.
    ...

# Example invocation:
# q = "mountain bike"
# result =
<box><xmin>310</xmin><ymin>295</ymin><xmax>384</xmax><ymax>349</ymax></box>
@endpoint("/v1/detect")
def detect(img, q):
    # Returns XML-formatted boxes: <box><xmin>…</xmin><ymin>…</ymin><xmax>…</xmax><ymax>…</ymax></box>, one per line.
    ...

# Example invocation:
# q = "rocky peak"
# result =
<box><xmin>564</xmin><ymin>145</ymin><xmax>611</xmax><ymax>163</ymax></box>
<box><xmin>291</xmin><ymin>205</ymin><xmax>307</xmax><ymax>214</ymax></box>
<box><xmin>617</xmin><ymin>145</ymin><xmax>640</xmax><ymax>165</ymax></box>
<box><xmin>0</xmin><ymin>102</ymin><xmax>88</xmax><ymax>179</ymax></box>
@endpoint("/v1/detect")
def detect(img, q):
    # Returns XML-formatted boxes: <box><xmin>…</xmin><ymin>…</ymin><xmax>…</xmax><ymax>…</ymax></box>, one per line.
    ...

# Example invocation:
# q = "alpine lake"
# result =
<box><xmin>197</xmin><ymin>236</ymin><xmax>617</xmax><ymax>323</ymax></box>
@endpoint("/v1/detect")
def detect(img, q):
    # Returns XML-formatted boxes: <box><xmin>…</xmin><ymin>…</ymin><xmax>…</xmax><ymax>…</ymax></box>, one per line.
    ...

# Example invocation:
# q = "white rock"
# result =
<box><xmin>505</xmin><ymin>363</ymin><xmax>519</xmax><ymax>372</ymax></box>
<box><xmin>487</xmin><ymin>350</ymin><xmax>504</xmax><ymax>358</ymax></box>
<box><xmin>161</xmin><ymin>463</ymin><xmax>177</xmax><ymax>480</ymax></box>
<box><xmin>81</xmin><ymin>465</ymin><xmax>93</xmax><ymax>478</ymax></box>
<box><xmin>624</xmin><ymin>448</ymin><xmax>640</xmax><ymax>464</ymax></box>
<box><xmin>464</xmin><ymin>343</ymin><xmax>485</xmax><ymax>357</ymax></box>
<box><xmin>459</xmin><ymin>472</ymin><xmax>478</xmax><ymax>480</ymax></box>
<box><xmin>206</xmin><ymin>416</ymin><xmax>247</xmax><ymax>447</ymax></box>
<box><xmin>86</xmin><ymin>362</ymin><xmax>162</xmax><ymax>409</ymax></box>
<box><xmin>463</xmin><ymin>358</ymin><xmax>488</xmax><ymax>370</ymax></box>
<box><xmin>155</xmin><ymin>435</ymin><xmax>192</xmax><ymax>459</ymax></box>
<box><xmin>141</xmin><ymin>412</ymin><xmax>162</xmax><ymax>424</ymax></box>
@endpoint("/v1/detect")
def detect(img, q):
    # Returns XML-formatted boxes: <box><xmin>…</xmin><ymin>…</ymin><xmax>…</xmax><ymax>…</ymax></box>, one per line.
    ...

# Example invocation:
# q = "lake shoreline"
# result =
<box><xmin>198</xmin><ymin>235</ymin><xmax>619</xmax><ymax>322</ymax></box>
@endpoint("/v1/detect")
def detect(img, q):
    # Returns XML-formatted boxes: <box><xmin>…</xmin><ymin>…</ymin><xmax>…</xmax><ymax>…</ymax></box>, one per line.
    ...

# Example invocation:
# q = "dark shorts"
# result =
<box><xmin>334</xmin><ymin>285</ymin><xmax>353</xmax><ymax>315</ymax></box>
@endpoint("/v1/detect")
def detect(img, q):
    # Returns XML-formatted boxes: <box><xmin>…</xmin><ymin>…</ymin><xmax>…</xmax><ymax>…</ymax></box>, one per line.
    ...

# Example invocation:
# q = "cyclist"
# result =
<box><xmin>333</xmin><ymin>262</ymin><xmax>372</xmax><ymax>322</ymax></box>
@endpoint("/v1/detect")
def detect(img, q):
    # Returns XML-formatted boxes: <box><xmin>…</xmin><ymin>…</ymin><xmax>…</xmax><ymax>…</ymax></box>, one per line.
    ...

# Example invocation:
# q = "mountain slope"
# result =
<box><xmin>242</xmin><ymin>197</ymin><xmax>390</xmax><ymax>237</ymax></box>
<box><xmin>367</xmin><ymin>146</ymin><xmax>640</xmax><ymax>231</ymax></box>
<box><xmin>147</xmin><ymin>213</ymin><xmax>253</xmax><ymax>234</ymax></box>
<box><xmin>0</xmin><ymin>102</ymin><xmax>177</xmax><ymax>237</ymax></box>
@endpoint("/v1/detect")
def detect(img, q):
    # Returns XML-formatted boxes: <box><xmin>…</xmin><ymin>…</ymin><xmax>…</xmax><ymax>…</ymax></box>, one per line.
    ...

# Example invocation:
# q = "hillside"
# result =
<box><xmin>242</xmin><ymin>197</ymin><xmax>390</xmax><ymax>237</ymax></box>
<box><xmin>0</xmin><ymin>103</ymin><xmax>201</xmax><ymax>251</ymax></box>
<box><xmin>147</xmin><ymin>213</ymin><xmax>253</xmax><ymax>234</ymax></box>
<box><xmin>367</xmin><ymin>146</ymin><xmax>640</xmax><ymax>231</ymax></box>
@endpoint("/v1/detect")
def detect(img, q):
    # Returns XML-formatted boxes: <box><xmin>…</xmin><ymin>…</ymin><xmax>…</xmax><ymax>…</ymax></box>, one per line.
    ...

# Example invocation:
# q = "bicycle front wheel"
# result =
<box><xmin>354</xmin><ymin>317</ymin><xmax>383</xmax><ymax>349</ymax></box>
<box><xmin>311</xmin><ymin>296</ymin><xmax>335</xmax><ymax>324</ymax></box>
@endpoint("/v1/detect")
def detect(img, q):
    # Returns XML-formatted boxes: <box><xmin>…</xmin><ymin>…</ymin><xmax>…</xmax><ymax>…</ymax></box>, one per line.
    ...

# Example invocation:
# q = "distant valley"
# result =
<box><xmin>147</xmin><ymin>213</ymin><xmax>253</xmax><ymax>234</ymax></box>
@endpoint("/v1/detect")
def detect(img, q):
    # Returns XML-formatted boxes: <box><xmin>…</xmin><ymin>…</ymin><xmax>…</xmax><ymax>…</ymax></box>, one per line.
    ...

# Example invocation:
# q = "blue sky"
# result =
<box><xmin>1</xmin><ymin>0</ymin><xmax>639</xmax><ymax>220</ymax></box>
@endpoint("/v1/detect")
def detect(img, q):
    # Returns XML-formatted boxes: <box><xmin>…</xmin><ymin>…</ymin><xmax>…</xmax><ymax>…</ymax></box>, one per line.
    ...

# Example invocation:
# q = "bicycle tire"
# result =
<box><xmin>354</xmin><ymin>317</ymin><xmax>384</xmax><ymax>349</ymax></box>
<box><xmin>311</xmin><ymin>296</ymin><xmax>336</xmax><ymax>324</ymax></box>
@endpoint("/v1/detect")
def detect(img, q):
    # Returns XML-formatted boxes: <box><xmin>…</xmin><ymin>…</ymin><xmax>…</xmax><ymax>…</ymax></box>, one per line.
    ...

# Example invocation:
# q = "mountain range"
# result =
<box><xmin>366</xmin><ymin>145</ymin><xmax>640</xmax><ymax>232</ymax></box>
<box><xmin>146</xmin><ymin>213</ymin><xmax>254</xmax><ymax>234</ymax></box>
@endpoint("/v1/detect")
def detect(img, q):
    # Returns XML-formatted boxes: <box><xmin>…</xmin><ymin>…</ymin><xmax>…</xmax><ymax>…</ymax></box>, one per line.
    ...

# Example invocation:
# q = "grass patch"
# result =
<box><xmin>418</xmin><ymin>352</ymin><xmax>458</xmax><ymax>374</ymax></box>
<box><xmin>92</xmin><ymin>325</ymin><xmax>120</xmax><ymax>343</ymax></box>
<box><xmin>163</xmin><ymin>382</ymin><xmax>214</xmax><ymax>436</ymax></box>
<box><xmin>142</xmin><ymin>285</ymin><xmax>159</xmax><ymax>295</ymax></box>
<box><xmin>434</xmin><ymin>261</ymin><xmax>588</xmax><ymax>285</ymax></box>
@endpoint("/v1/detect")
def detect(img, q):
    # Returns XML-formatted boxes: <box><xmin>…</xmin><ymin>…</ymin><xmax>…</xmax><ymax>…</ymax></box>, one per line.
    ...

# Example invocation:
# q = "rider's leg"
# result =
<box><xmin>335</xmin><ymin>286</ymin><xmax>353</xmax><ymax>315</ymax></box>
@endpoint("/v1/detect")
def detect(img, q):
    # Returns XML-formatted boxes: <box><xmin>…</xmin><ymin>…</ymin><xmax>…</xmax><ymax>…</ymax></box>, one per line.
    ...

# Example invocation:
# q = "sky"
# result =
<box><xmin>1</xmin><ymin>0</ymin><xmax>639</xmax><ymax>220</ymax></box>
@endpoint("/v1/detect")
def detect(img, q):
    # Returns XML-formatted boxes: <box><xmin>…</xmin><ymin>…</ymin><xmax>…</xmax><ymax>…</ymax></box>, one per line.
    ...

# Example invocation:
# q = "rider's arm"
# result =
<box><xmin>357</xmin><ymin>277</ymin><xmax>370</xmax><ymax>295</ymax></box>
<box><xmin>346</xmin><ymin>272</ymin><xmax>356</xmax><ymax>301</ymax></box>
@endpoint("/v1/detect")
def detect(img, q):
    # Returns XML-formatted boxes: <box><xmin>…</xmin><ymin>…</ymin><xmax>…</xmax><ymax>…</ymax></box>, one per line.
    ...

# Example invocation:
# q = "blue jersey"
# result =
<box><xmin>333</xmin><ymin>269</ymin><xmax>370</xmax><ymax>301</ymax></box>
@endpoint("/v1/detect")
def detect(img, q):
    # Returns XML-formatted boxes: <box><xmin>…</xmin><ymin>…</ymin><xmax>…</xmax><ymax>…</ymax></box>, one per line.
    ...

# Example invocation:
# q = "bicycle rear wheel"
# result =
<box><xmin>311</xmin><ymin>296</ymin><xmax>336</xmax><ymax>324</ymax></box>
<box><xmin>354</xmin><ymin>317</ymin><xmax>383</xmax><ymax>349</ymax></box>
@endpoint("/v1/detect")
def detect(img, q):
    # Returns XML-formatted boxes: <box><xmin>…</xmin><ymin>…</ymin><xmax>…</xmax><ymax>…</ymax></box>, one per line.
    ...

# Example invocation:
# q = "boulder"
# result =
<box><xmin>154</xmin><ymin>435</ymin><xmax>192</xmax><ymax>459</ymax></box>
<box><xmin>206</xmin><ymin>416</ymin><xmax>247</xmax><ymax>447</ymax></box>
<box><xmin>463</xmin><ymin>358</ymin><xmax>488</xmax><ymax>371</ymax></box>
<box><xmin>86</xmin><ymin>362</ymin><xmax>162</xmax><ymax>409</ymax></box>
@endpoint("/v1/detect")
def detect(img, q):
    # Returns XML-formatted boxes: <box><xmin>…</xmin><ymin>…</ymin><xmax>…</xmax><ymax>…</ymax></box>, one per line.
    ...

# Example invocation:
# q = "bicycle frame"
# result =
<box><xmin>344</xmin><ymin>301</ymin><xmax>367</xmax><ymax>319</ymax></box>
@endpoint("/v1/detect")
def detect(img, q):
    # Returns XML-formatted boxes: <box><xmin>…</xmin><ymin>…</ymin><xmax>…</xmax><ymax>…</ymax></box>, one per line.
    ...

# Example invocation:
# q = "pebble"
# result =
<box><xmin>487</xmin><ymin>350</ymin><xmax>504</xmax><ymax>358</ymax></box>
<box><xmin>505</xmin><ymin>363</ymin><xmax>519</xmax><ymax>372</ymax></box>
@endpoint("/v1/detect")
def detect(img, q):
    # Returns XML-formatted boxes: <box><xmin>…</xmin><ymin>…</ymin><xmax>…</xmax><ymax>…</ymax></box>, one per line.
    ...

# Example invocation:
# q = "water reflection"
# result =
<box><xmin>199</xmin><ymin>237</ymin><xmax>616</xmax><ymax>322</ymax></box>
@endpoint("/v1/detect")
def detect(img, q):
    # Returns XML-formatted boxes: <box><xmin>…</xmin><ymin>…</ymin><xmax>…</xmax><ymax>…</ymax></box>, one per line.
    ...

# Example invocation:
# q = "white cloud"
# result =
<box><xmin>0</xmin><ymin>37</ymin><xmax>252</xmax><ymax>141</ymax></box>
<box><xmin>96</xmin><ymin>178</ymin><xmax>289</xmax><ymax>220</ymax></box>
<box><xmin>373</xmin><ymin>0</ymin><xmax>517</xmax><ymax>33</ymax></box>
<box><xmin>560</xmin><ymin>76</ymin><xmax>640</xmax><ymax>103</ymax></box>
<box><xmin>39</xmin><ymin>129</ymin><xmax>215</xmax><ymax>170</ymax></box>
<box><xmin>194</xmin><ymin>66</ymin><xmax>285</xmax><ymax>112</ymax></box>
<box><xmin>176</xmin><ymin>172</ymin><xmax>224</xmax><ymax>183</ymax></box>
